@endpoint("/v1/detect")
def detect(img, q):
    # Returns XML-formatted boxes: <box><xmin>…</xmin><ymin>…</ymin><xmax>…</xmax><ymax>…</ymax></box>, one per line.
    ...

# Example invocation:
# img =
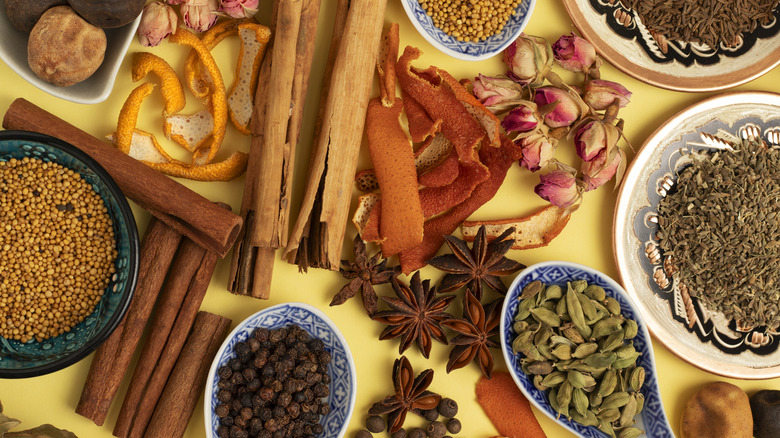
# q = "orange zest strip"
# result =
<box><xmin>419</xmin><ymin>159</ymin><xmax>489</xmax><ymax>218</ymax></box>
<box><xmin>417</xmin><ymin>149</ymin><xmax>459</xmax><ymax>188</ymax></box>
<box><xmin>377</xmin><ymin>23</ymin><xmax>399</xmax><ymax>106</ymax></box>
<box><xmin>183</xmin><ymin>19</ymin><xmax>245</xmax><ymax>99</ymax></box>
<box><xmin>131</xmin><ymin>52</ymin><xmax>186</xmax><ymax>116</ymax></box>
<box><xmin>228</xmin><ymin>22</ymin><xmax>271</xmax><ymax>135</ymax></box>
<box><xmin>461</xmin><ymin>205</ymin><xmax>570</xmax><ymax>250</ymax></box>
<box><xmin>106</xmin><ymin>129</ymin><xmax>183</xmax><ymax>165</ymax></box>
<box><xmin>476</xmin><ymin>372</ymin><xmax>547</xmax><ymax>438</ymax></box>
<box><xmin>116</xmin><ymin>82</ymin><xmax>155</xmax><ymax>155</ymax></box>
<box><xmin>403</xmin><ymin>91</ymin><xmax>441</xmax><ymax>143</ymax></box>
<box><xmin>144</xmin><ymin>151</ymin><xmax>249</xmax><ymax>182</ymax></box>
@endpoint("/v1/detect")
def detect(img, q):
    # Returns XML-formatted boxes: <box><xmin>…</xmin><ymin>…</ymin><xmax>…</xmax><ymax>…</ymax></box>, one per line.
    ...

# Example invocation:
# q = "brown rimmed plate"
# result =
<box><xmin>613</xmin><ymin>91</ymin><xmax>780</xmax><ymax>379</ymax></box>
<box><xmin>561</xmin><ymin>0</ymin><xmax>780</xmax><ymax>92</ymax></box>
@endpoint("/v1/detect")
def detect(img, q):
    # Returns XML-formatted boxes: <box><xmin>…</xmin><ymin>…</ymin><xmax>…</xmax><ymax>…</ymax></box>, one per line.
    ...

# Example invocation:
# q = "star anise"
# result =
<box><xmin>371</xmin><ymin>271</ymin><xmax>455</xmax><ymax>358</ymax></box>
<box><xmin>331</xmin><ymin>234</ymin><xmax>400</xmax><ymax>315</ymax></box>
<box><xmin>369</xmin><ymin>355</ymin><xmax>441</xmax><ymax>433</ymax></box>
<box><xmin>428</xmin><ymin>225</ymin><xmax>524</xmax><ymax>300</ymax></box>
<box><xmin>441</xmin><ymin>290</ymin><xmax>503</xmax><ymax>378</ymax></box>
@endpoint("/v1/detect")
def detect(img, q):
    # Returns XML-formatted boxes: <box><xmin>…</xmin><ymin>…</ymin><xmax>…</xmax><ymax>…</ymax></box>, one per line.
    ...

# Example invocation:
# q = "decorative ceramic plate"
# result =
<box><xmin>614</xmin><ymin>91</ymin><xmax>780</xmax><ymax>379</ymax></box>
<box><xmin>500</xmin><ymin>261</ymin><xmax>674</xmax><ymax>438</ymax></box>
<box><xmin>561</xmin><ymin>0</ymin><xmax>780</xmax><ymax>91</ymax></box>
<box><xmin>400</xmin><ymin>0</ymin><xmax>535</xmax><ymax>61</ymax></box>
<box><xmin>204</xmin><ymin>303</ymin><xmax>356</xmax><ymax>438</ymax></box>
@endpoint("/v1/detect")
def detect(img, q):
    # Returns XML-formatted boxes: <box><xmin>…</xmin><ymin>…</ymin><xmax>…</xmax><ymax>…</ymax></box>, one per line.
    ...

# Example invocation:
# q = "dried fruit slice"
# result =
<box><xmin>144</xmin><ymin>151</ymin><xmax>249</xmax><ymax>181</ymax></box>
<box><xmin>228</xmin><ymin>22</ymin><xmax>271</xmax><ymax>135</ymax></box>
<box><xmin>461</xmin><ymin>205</ymin><xmax>570</xmax><ymax>250</ymax></box>
<box><xmin>115</xmin><ymin>82</ymin><xmax>155</xmax><ymax>155</ymax></box>
<box><xmin>163</xmin><ymin>109</ymin><xmax>214</xmax><ymax>153</ymax></box>
<box><xmin>106</xmin><ymin>129</ymin><xmax>183</xmax><ymax>165</ymax></box>
<box><xmin>131</xmin><ymin>52</ymin><xmax>185</xmax><ymax>116</ymax></box>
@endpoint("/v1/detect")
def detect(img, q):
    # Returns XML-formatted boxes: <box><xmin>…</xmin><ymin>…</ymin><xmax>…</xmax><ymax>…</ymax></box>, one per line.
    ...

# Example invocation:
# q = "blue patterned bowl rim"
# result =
<box><xmin>204</xmin><ymin>302</ymin><xmax>357</xmax><ymax>438</ymax></box>
<box><xmin>500</xmin><ymin>261</ymin><xmax>674</xmax><ymax>437</ymax></box>
<box><xmin>400</xmin><ymin>0</ymin><xmax>537</xmax><ymax>61</ymax></box>
<box><xmin>0</xmin><ymin>130</ymin><xmax>139</xmax><ymax>378</ymax></box>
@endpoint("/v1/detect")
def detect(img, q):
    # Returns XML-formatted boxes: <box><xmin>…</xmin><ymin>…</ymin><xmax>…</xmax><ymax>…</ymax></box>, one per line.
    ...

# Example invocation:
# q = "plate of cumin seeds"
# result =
<box><xmin>562</xmin><ymin>0</ymin><xmax>780</xmax><ymax>92</ymax></box>
<box><xmin>614</xmin><ymin>91</ymin><xmax>780</xmax><ymax>379</ymax></box>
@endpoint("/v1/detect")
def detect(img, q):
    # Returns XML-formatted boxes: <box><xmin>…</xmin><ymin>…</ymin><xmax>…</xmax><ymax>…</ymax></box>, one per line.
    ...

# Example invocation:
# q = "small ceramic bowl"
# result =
<box><xmin>500</xmin><ymin>261</ymin><xmax>674</xmax><ymax>437</ymax></box>
<box><xmin>400</xmin><ymin>0</ymin><xmax>536</xmax><ymax>61</ymax></box>
<box><xmin>0</xmin><ymin>130</ymin><xmax>139</xmax><ymax>378</ymax></box>
<box><xmin>204</xmin><ymin>303</ymin><xmax>357</xmax><ymax>438</ymax></box>
<box><xmin>0</xmin><ymin>0</ymin><xmax>141</xmax><ymax>104</ymax></box>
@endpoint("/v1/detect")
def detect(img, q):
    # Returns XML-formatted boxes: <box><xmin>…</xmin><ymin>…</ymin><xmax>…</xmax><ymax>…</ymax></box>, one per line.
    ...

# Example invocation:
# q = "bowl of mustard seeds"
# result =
<box><xmin>0</xmin><ymin>130</ymin><xmax>139</xmax><ymax>378</ymax></box>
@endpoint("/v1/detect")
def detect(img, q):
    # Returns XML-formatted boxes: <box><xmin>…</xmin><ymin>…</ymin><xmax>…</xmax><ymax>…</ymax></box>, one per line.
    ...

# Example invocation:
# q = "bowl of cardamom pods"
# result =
<box><xmin>500</xmin><ymin>261</ymin><xmax>674</xmax><ymax>438</ymax></box>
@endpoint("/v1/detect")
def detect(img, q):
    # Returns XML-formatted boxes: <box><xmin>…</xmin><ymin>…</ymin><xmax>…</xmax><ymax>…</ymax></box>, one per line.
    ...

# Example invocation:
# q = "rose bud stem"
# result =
<box><xmin>549</xmin><ymin>126</ymin><xmax>568</xmax><ymax>140</ymax></box>
<box><xmin>603</xmin><ymin>100</ymin><xmax>620</xmax><ymax>123</ymax></box>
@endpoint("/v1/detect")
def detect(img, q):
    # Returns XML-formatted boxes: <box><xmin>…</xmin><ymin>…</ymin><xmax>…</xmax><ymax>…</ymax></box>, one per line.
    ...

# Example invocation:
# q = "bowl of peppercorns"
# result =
<box><xmin>0</xmin><ymin>130</ymin><xmax>139</xmax><ymax>378</ymax></box>
<box><xmin>205</xmin><ymin>302</ymin><xmax>357</xmax><ymax>438</ymax></box>
<box><xmin>400</xmin><ymin>0</ymin><xmax>536</xmax><ymax>61</ymax></box>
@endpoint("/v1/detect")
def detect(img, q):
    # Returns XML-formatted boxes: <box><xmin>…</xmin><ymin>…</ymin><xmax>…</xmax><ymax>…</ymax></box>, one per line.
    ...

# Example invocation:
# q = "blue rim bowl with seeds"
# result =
<box><xmin>204</xmin><ymin>302</ymin><xmax>356</xmax><ymax>438</ymax></box>
<box><xmin>500</xmin><ymin>261</ymin><xmax>674</xmax><ymax>438</ymax></box>
<box><xmin>400</xmin><ymin>0</ymin><xmax>536</xmax><ymax>61</ymax></box>
<box><xmin>0</xmin><ymin>130</ymin><xmax>139</xmax><ymax>378</ymax></box>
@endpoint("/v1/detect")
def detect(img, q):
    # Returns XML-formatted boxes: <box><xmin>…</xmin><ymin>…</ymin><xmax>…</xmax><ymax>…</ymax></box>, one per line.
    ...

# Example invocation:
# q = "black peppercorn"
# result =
<box><xmin>317</xmin><ymin>350</ymin><xmax>331</xmax><ymax>364</ymax></box>
<box><xmin>220</xmin><ymin>415</ymin><xmax>234</xmax><ymax>427</ymax></box>
<box><xmin>311</xmin><ymin>423</ymin><xmax>323</xmax><ymax>434</ymax></box>
<box><xmin>272</xmin><ymin>406</ymin><xmax>286</xmax><ymax>419</ymax></box>
<box><xmin>277</xmin><ymin>392</ymin><xmax>292</xmax><ymax>407</ymax></box>
<box><xmin>354</xmin><ymin>430</ymin><xmax>373</xmax><ymax>438</ymax></box>
<box><xmin>264</xmin><ymin>418</ymin><xmax>279</xmax><ymax>433</ymax></box>
<box><xmin>231</xmin><ymin>399</ymin><xmax>243</xmax><ymax>413</ymax></box>
<box><xmin>217</xmin><ymin>425</ymin><xmax>230</xmax><ymax>438</ymax></box>
<box><xmin>309</xmin><ymin>338</ymin><xmax>325</xmax><ymax>352</ymax></box>
<box><xmin>292</xmin><ymin>391</ymin><xmax>307</xmax><ymax>403</ymax></box>
<box><xmin>446</xmin><ymin>418</ymin><xmax>461</xmax><ymax>434</ymax></box>
<box><xmin>217</xmin><ymin>389</ymin><xmax>232</xmax><ymax>403</ymax></box>
<box><xmin>247</xmin><ymin>337</ymin><xmax>261</xmax><ymax>352</ymax></box>
<box><xmin>259</xmin><ymin>408</ymin><xmax>273</xmax><ymax>421</ymax></box>
<box><xmin>229</xmin><ymin>357</ymin><xmax>242</xmax><ymax>371</ymax></box>
<box><xmin>247</xmin><ymin>378</ymin><xmax>262</xmax><ymax>392</ymax></box>
<box><xmin>437</xmin><ymin>398</ymin><xmax>458</xmax><ymax>418</ymax></box>
<box><xmin>286</xmin><ymin>402</ymin><xmax>301</xmax><ymax>418</ymax></box>
<box><xmin>218</xmin><ymin>366</ymin><xmax>233</xmax><ymax>380</ymax></box>
<box><xmin>313</xmin><ymin>383</ymin><xmax>329</xmax><ymax>397</ymax></box>
<box><xmin>253</xmin><ymin>327</ymin><xmax>269</xmax><ymax>341</ymax></box>
<box><xmin>229</xmin><ymin>372</ymin><xmax>245</xmax><ymax>386</ymax></box>
<box><xmin>261</xmin><ymin>363</ymin><xmax>275</xmax><ymax>377</ymax></box>
<box><xmin>365</xmin><ymin>415</ymin><xmax>385</xmax><ymax>433</ymax></box>
<box><xmin>215</xmin><ymin>403</ymin><xmax>230</xmax><ymax>418</ymax></box>
<box><xmin>240</xmin><ymin>393</ymin><xmax>253</xmax><ymax>408</ymax></box>
<box><xmin>407</xmin><ymin>428</ymin><xmax>426</xmax><ymax>438</ymax></box>
<box><xmin>269</xmin><ymin>328</ymin><xmax>285</xmax><ymax>343</ymax></box>
<box><xmin>229</xmin><ymin>425</ymin><xmax>248</xmax><ymax>438</ymax></box>
<box><xmin>319</xmin><ymin>401</ymin><xmax>330</xmax><ymax>415</ymax></box>
<box><xmin>390</xmin><ymin>428</ymin><xmax>407</xmax><ymax>438</ymax></box>
<box><xmin>427</xmin><ymin>421</ymin><xmax>447</xmax><ymax>438</ymax></box>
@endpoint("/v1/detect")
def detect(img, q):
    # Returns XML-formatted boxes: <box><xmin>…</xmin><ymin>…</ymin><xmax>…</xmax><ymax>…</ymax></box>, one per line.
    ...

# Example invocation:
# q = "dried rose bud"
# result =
<box><xmin>574</xmin><ymin>119</ymin><xmax>619</xmax><ymax>162</ymax></box>
<box><xmin>137</xmin><ymin>2</ymin><xmax>178</xmax><ymax>47</ymax></box>
<box><xmin>501</xmin><ymin>103</ymin><xmax>539</xmax><ymax>133</ymax></box>
<box><xmin>167</xmin><ymin>0</ymin><xmax>186</xmax><ymax>4</ymax></box>
<box><xmin>503</xmin><ymin>33</ymin><xmax>552</xmax><ymax>87</ymax></box>
<box><xmin>534</xmin><ymin>169</ymin><xmax>582</xmax><ymax>208</ymax></box>
<box><xmin>581</xmin><ymin>148</ymin><xmax>622</xmax><ymax>191</ymax></box>
<box><xmin>471</xmin><ymin>74</ymin><xmax>525</xmax><ymax>112</ymax></box>
<box><xmin>515</xmin><ymin>131</ymin><xmax>556</xmax><ymax>172</ymax></box>
<box><xmin>181</xmin><ymin>0</ymin><xmax>218</xmax><ymax>32</ymax></box>
<box><xmin>553</xmin><ymin>33</ymin><xmax>601</xmax><ymax>73</ymax></box>
<box><xmin>583</xmin><ymin>79</ymin><xmax>632</xmax><ymax>111</ymax></box>
<box><xmin>219</xmin><ymin>0</ymin><xmax>259</xmax><ymax>18</ymax></box>
<box><xmin>534</xmin><ymin>86</ymin><xmax>582</xmax><ymax>128</ymax></box>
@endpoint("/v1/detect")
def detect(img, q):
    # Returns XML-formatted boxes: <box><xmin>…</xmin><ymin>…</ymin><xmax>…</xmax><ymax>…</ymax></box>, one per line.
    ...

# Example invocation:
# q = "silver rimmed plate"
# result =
<box><xmin>561</xmin><ymin>0</ymin><xmax>780</xmax><ymax>91</ymax></box>
<box><xmin>613</xmin><ymin>91</ymin><xmax>780</xmax><ymax>379</ymax></box>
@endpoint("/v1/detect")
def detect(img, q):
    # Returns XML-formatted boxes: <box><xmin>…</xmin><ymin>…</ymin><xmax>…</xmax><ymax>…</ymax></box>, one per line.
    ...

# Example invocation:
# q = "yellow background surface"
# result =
<box><xmin>1</xmin><ymin>0</ymin><xmax>780</xmax><ymax>437</ymax></box>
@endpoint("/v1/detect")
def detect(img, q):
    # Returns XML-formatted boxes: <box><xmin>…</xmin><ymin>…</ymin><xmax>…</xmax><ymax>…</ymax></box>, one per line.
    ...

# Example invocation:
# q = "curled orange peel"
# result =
<box><xmin>116</xmin><ymin>82</ymin><xmax>155</xmax><ymax>155</ymax></box>
<box><xmin>228</xmin><ymin>22</ymin><xmax>271</xmax><ymax>135</ymax></box>
<box><xmin>163</xmin><ymin>109</ymin><xmax>214</xmax><ymax>153</ymax></box>
<box><xmin>460</xmin><ymin>205</ymin><xmax>570</xmax><ymax>250</ymax></box>
<box><xmin>144</xmin><ymin>151</ymin><xmax>249</xmax><ymax>182</ymax></box>
<box><xmin>131</xmin><ymin>52</ymin><xmax>185</xmax><ymax>116</ymax></box>
<box><xmin>183</xmin><ymin>19</ymin><xmax>245</xmax><ymax>99</ymax></box>
<box><xmin>106</xmin><ymin>129</ymin><xmax>183</xmax><ymax>165</ymax></box>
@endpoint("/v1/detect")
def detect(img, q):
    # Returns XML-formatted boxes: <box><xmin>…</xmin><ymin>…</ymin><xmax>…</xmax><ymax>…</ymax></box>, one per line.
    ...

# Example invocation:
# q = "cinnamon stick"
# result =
<box><xmin>122</xmin><ymin>235</ymin><xmax>219</xmax><ymax>438</ymax></box>
<box><xmin>2</xmin><ymin>98</ymin><xmax>242</xmax><ymax>258</ymax></box>
<box><xmin>144</xmin><ymin>311</ymin><xmax>231</xmax><ymax>438</ymax></box>
<box><xmin>76</xmin><ymin>218</ymin><xmax>182</xmax><ymax>426</ymax></box>
<box><xmin>113</xmin><ymin>238</ymin><xmax>210</xmax><ymax>438</ymax></box>
<box><xmin>228</xmin><ymin>0</ymin><xmax>323</xmax><ymax>298</ymax></box>
<box><xmin>284</xmin><ymin>0</ymin><xmax>389</xmax><ymax>270</ymax></box>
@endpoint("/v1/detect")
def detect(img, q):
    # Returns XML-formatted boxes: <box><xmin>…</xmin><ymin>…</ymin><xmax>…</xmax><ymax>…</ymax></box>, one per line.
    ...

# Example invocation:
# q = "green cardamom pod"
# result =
<box><xmin>533</xmin><ymin>374</ymin><xmax>547</xmax><ymax>391</ymax></box>
<box><xmin>549</xmin><ymin>335</ymin><xmax>576</xmax><ymax>347</ymax></box>
<box><xmin>619</xmin><ymin>392</ymin><xmax>638</xmax><ymax>428</ymax></box>
<box><xmin>572</xmin><ymin>342</ymin><xmax>599</xmax><ymax>358</ymax></box>
<box><xmin>545</xmin><ymin>284</ymin><xmax>563</xmax><ymax>300</ymax></box>
<box><xmin>538</xmin><ymin>343</ymin><xmax>554</xmax><ymax>360</ymax></box>
<box><xmin>522</xmin><ymin>345</ymin><xmax>546</xmax><ymax>362</ymax></box>
<box><xmin>582</xmin><ymin>373</ymin><xmax>597</xmax><ymax>391</ymax></box>
<box><xmin>552</xmin><ymin>344</ymin><xmax>572</xmax><ymax>361</ymax></box>
<box><xmin>599</xmin><ymin>329</ymin><xmax>625</xmax><ymax>352</ymax></box>
<box><xmin>512</xmin><ymin>330</ymin><xmax>534</xmax><ymax>353</ymax></box>
<box><xmin>615</xmin><ymin>343</ymin><xmax>637</xmax><ymax>359</ymax></box>
<box><xmin>554</xmin><ymin>359</ymin><xmax>574</xmax><ymax>372</ymax></box>
<box><xmin>591</xmin><ymin>317</ymin><xmax>624</xmax><ymax>339</ymax></box>
<box><xmin>548</xmin><ymin>387</ymin><xmax>560</xmax><ymax>414</ymax></box>
<box><xmin>567</xmin><ymin>370</ymin><xmax>587</xmax><ymax>388</ymax></box>
<box><xmin>598</xmin><ymin>369</ymin><xmax>618</xmax><ymax>397</ymax></box>
<box><xmin>569</xmin><ymin>361</ymin><xmax>607</xmax><ymax>374</ymax></box>
<box><xmin>555</xmin><ymin>296</ymin><xmax>568</xmax><ymax>317</ymax></box>
<box><xmin>634</xmin><ymin>393</ymin><xmax>645</xmax><ymax>415</ymax></box>
<box><xmin>623</xmin><ymin>319</ymin><xmax>639</xmax><ymax>340</ymax></box>
<box><xmin>530</xmin><ymin>307</ymin><xmax>561</xmax><ymax>327</ymax></box>
<box><xmin>534</xmin><ymin>323</ymin><xmax>554</xmax><ymax>345</ymax></box>
<box><xmin>515</xmin><ymin>297</ymin><xmax>535</xmax><ymax>321</ymax></box>
<box><xmin>571</xmin><ymin>280</ymin><xmax>588</xmax><ymax>293</ymax></box>
<box><xmin>513</xmin><ymin>320</ymin><xmax>530</xmax><ymax>333</ymax></box>
<box><xmin>583</xmin><ymin>352</ymin><xmax>617</xmax><ymax>369</ymax></box>
<box><xmin>600</xmin><ymin>392</ymin><xmax>630</xmax><ymax>410</ymax></box>
<box><xmin>566</xmin><ymin>284</ymin><xmax>590</xmax><ymax>337</ymax></box>
<box><xmin>557</xmin><ymin>380</ymin><xmax>573</xmax><ymax>409</ymax></box>
<box><xmin>598</xmin><ymin>418</ymin><xmax>617</xmax><ymax>438</ymax></box>
<box><xmin>570</xmin><ymin>408</ymin><xmax>599</xmax><ymax>427</ymax></box>
<box><xmin>577</xmin><ymin>291</ymin><xmax>599</xmax><ymax>321</ymax></box>
<box><xmin>541</xmin><ymin>371</ymin><xmax>566</xmax><ymax>387</ymax></box>
<box><xmin>629</xmin><ymin>366</ymin><xmax>645</xmax><ymax>392</ymax></box>
<box><xmin>613</xmin><ymin>351</ymin><xmax>642</xmax><ymax>369</ymax></box>
<box><xmin>521</xmin><ymin>280</ymin><xmax>543</xmax><ymax>299</ymax></box>
<box><xmin>527</xmin><ymin>361</ymin><xmax>554</xmax><ymax>375</ymax></box>
<box><xmin>572</xmin><ymin>387</ymin><xmax>589</xmax><ymax>416</ymax></box>
<box><xmin>562</xmin><ymin>325</ymin><xmax>586</xmax><ymax>344</ymax></box>
<box><xmin>584</xmin><ymin>284</ymin><xmax>606</xmax><ymax>301</ymax></box>
<box><xmin>596</xmin><ymin>408</ymin><xmax>621</xmax><ymax>423</ymax></box>
<box><xmin>604</xmin><ymin>297</ymin><xmax>622</xmax><ymax>315</ymax></box>
<box><xmin>589</xmin><ymin>391</ymin><xmax>603</xmax><ymax>409</ymax></box>
<box><xmin>618</xmin><ymin>426</ymin><xmax>644</xmax><ymax>438</ymax></box>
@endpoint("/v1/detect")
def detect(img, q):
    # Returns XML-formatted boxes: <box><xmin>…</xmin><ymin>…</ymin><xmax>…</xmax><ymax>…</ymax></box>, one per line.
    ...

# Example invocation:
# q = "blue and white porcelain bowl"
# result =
<box><xmin>205</xmin><ymin>303</ymin><xmax>356</xmax><ymax>438</ymax></box>
<box><xmin>0</xmin><ymin>130</ymin><xmax>139</xmax><ymax>378</ymax></box>
<box><xmin>400</xmin><ymin>0</ymin><xmax>536</xmax><ymax>61</ymax></box>
<box><xmin>500</xmin><ymin>261</ymin><xmax>674</xmax><ymax>437</ymax></box>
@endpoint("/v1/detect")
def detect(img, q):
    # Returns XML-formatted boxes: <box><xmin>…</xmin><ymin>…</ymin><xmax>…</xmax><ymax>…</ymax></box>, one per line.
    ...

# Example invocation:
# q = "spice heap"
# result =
<box><xmin>657</xmin><ymin>138</ymin><xmax>780</xmax><ymax>330</ymax></box>
<box><xmin>0</xmin><ymin>157</ymin><xmax>117</xmax><ymax>343</ymax></box>
<box><xmin>620</xmin><ymin>0</ymin><xmax>779</xmax><ymax>49</ymax></box>
<box><xmin>214</xmin><ymin>324</ymin><xmax>332</xmax><ymax>438</ymax></box>
<box><xmin>511</xmin><ymin>280</ymin><xmax>645</xmax><ymax>438</ymax></box>
<box><xmin>419</xmin><ymin>0</ymin><xmax>521</xmax><ymax>42</ymax></box>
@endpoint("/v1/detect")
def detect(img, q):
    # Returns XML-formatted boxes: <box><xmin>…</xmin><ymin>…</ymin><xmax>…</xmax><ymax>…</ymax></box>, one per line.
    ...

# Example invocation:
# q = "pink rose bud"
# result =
<box><xmin>219</xmin><ymin>0</ymin><xmax>259</xmax><ymax>18</ymax></box>
<box><xmin>182</xmin><ymin>0</ymin><xmax>218</xmax><ymax>33</ymax></box>
<box><xmin>583</xmin><ymin>79</ymin><xmax>632</xmax><ymax>111</ymax></box>
<box><xmin>534</xmin><ymin>169</ymin><xmax>582</xmax><ymax>208</ymax></box>
<box><xmin>553</xmin><ymin>33</ymin><xmax>599</xmax><ymax>73</ymax></box>
<box><xmin>167</xmin><ymin>0</ymin><xmax>186</xmax><ymax>4</ymax></box>
<box><xmin>503</xmin><ymin>33</ymin><xmax>552</xmax><ymax>87</ymax></box>
<box><xmin>516</xmin><ymin>132</ymin><xmax>556</xmax><ymax>172</ymax></box>
<box><xmin>472</xmin><ymin>74</ymin><xmax>525</xmax><ymax>110</ymax></box>
<box><xmin>137</xmin><ymin>2</ymin><xmax>178</xmax><ymax>47</ymax></box>
<box><xmin>534</xmin><ymin>86</ymin><xmax>582</xmax><ymax>128</ymax></box>
<box><xmin>574</xmin><ymin>119</ymin><xmax>619</xmax><ymax>162</ymax></box>
<box><xmin>502</xmin><ymin>104</ymin><xmax>539</xmax><ymax>133</ymax></box>
<box><xmin>582</xmin><ymin>148</ymin><xmax>622</xmax><ymax>191</ymax></box>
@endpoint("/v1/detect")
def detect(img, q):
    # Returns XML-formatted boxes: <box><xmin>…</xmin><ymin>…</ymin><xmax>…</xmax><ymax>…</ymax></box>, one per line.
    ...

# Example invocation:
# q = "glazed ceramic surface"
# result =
<box><xmin>400</xmin><ymin>0</ymin><xmax>535</xmax><ymax>61</ymax></box>
<box><xmin>205</xmin><ymin>303</ymin><xmax>356</xmax><ymax>438</ymax></box>
<box><xmin>500</xmin><ymin>261</ymin><xmax>674</xmax><ymax>438</ymax></box>
<box><xmin>614</xmin><ymin>91</ymin><xmax>780</xmax><ymax>378</ymax></box>
<box><xmin>0</xmin><ymin>0</ymin><xmax>141</xmax><ymax>104</ymax></box>
<box><xmin>0</xmin><ymin>131</ymin><xmax>139</xmax><ymax>378</ymax></box>
<box><xmin>561</xmin><ymin>0</ymin><xmax>780</xmax><ymax>91</ymax></box>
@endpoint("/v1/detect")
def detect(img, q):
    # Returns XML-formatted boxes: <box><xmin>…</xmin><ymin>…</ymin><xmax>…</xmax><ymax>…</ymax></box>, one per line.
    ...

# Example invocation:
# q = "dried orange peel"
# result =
<box><xmin>228</xmin><ymin>22</ymin><xmax>271</xmax><ymax>135</ymax></box>
<box><xmin>106</xmin><ymin>129</ymin><xmax>183</xmax><ymax>165</ymax></box>
<box><xmin>116</xmin><ymin>82</ymin><xmax>155</xmax><ymax>155</ymax></box>
<box><xmin>461</xmin><ymin>205</ymin><xmax>570</xmax><ymax>250</ymax></box>
<box><xmin>131</xmin><ymin>52</ymin><xmax>185</xmax><ymax>116</ymax></box>
<box><xmin>163</xmin><ymin>109</ymin><xmax>214</xmax><ymax>153</ymax></box>
<box><xmin>144</xmin><ymin>151</ymin><xmax>249</xmax><ymax>182</ymax></box>
<box><xmin>184</xmin><ymin>19</ymin><xmax>245</xmax><ymax>100</ymax></box>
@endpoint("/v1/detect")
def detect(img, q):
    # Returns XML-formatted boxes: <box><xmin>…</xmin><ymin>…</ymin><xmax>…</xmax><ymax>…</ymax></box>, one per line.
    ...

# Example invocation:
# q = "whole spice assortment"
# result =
<box><xmin>680</xmin><ymin>382</ymin><xmax>752</xmax><ymax>438</ymax></box>
<box><xmin>475</xmin><ymin>372</ymin><xmax>546</xmax><ymax>438</ymax></box>
<box><xmin>511</xmin><ymin>280</ymin><xmax>644</xmax><ymax>437</ymax></box>
<box><xmin>0</xmin><ymin>157</ymin><xmax>117</xmax><ymax>343</ymax></box>
<box><xmin>620</xmin><ymin>0</ymin><xmax>778</xmax><ymax>49</ymax></box>
<box><xmin>420</xmin><ymin>0</ymin><xmax>520</xmax><ymax>42</ymax></box>
<box><xmin>750</xmin><ymin>390</ymin><xmax>780</xmax><ymax>438</ymax></box>
<box><xmin>212</xmin><ymin>324</ymin><xmax>333</xmax><ymax>438</ymax></box>
<box><xmin>656</xmin><ymin>138</ymin><xmax>780</xmax><ymax>330</ymax></box>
